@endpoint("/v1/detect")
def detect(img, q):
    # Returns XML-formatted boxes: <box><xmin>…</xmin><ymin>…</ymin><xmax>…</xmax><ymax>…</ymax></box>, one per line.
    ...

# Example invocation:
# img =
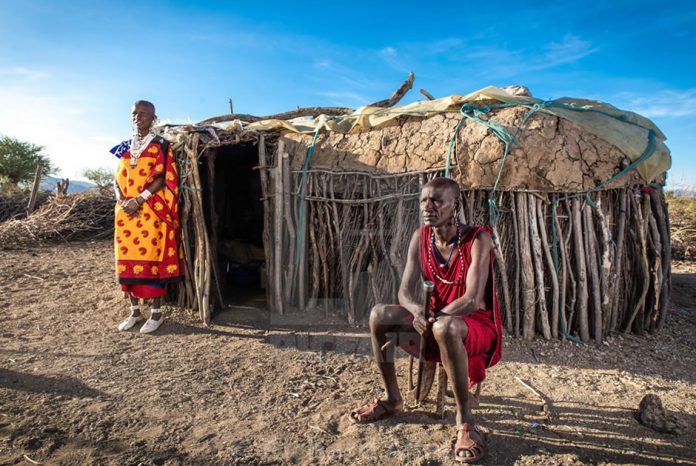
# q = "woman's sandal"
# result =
<box><xmin>349</xmin><ymin>398</ymin><xmax>399</xmax><ymax>423</ymax></box>
<box><xmin>454</xmin><ymin>423</ymin><xmax>487</xmax><ymax>463</ymax></box>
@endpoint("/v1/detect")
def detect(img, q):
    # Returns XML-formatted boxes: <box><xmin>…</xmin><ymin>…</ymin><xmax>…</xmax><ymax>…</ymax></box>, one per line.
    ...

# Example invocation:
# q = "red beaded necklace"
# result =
<box><xmin>427</xmin><ymin>226</ymin><xmax>466</xmax><ymax>285</ymax></box>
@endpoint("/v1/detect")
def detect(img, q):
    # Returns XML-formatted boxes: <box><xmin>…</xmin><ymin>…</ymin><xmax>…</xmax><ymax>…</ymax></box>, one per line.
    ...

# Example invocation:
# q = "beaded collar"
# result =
<box><xmin>427</xmin><ymin>226</ymin><xmax>465</xmax><ymax>285</ymax></box>
<box><xmin>129</xmin><ymin>130</ymin><xmax>156</xmax><ymax>167</ymax></box>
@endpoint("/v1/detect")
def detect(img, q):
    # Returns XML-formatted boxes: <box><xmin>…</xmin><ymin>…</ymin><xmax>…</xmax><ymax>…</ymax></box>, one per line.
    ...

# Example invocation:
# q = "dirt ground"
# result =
<box><xmin>0</xmin><ymin>240</ymin><xmax>694</xmax><ymax>465</ymax></box>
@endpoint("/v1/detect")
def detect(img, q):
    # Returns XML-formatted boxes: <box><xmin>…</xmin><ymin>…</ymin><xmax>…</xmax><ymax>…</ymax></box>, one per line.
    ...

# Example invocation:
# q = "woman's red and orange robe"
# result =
<box><xmin>114</xmin><ymin>138</ymin><xmax>184</xmax><ymax>298</ymax></box>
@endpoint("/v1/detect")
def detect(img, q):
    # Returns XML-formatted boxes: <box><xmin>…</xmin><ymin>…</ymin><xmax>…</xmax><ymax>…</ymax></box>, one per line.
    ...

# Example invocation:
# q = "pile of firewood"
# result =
<box><xmin>0</xmin><ymin>192</ymin><xmax>114</xmax><ymax>248</ymax></box>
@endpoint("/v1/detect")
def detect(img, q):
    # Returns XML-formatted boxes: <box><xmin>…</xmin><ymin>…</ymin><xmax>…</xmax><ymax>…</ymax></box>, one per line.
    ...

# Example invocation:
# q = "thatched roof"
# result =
<box><xmin>163</xmin><ymin>85</ymin><xmax>670</xmax><ymax>192</ymax></box>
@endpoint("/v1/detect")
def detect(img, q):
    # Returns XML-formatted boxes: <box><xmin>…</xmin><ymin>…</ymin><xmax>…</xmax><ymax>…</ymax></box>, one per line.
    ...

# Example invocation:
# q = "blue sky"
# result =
<box><xmin>1</xmin><ymin>0</ymin><xmax>694</xmax><ymax>188</ymax></box>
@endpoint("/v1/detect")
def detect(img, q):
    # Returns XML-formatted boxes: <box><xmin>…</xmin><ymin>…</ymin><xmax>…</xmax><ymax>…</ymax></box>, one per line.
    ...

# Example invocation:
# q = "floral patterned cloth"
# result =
<box><xmin>114</xmin><ymin>138</ymin><xmax>184</xmax><ymax>296</ymax></box>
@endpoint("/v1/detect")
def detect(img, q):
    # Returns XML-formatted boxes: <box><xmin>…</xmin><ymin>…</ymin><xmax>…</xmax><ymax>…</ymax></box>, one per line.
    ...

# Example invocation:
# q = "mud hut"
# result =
<box><xmin>163</xmin><ymin>79</ymin><xmax>671</xmax><ymax>343</ymax></box>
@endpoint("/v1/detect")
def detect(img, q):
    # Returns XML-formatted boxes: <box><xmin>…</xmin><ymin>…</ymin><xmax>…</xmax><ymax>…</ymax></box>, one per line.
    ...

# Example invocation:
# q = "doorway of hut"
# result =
<box><xmin>207</xmin><ymin>142</ymin><xmax>266</xmax><ymax>313</ymax></box>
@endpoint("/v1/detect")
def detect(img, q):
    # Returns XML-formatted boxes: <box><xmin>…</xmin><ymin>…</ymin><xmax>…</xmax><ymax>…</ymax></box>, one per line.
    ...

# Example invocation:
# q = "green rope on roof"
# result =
<box><xmin>444</xmin><ymin>109</ymin><xmax>467</xmax><ymax>178</ymax></box>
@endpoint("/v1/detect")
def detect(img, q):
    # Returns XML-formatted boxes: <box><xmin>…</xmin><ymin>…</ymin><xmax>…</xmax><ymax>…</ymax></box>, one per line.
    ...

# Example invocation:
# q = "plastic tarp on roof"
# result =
<box><xmin>230</xmin><ymin>86</ymin><xmax>670</xmax><ymax>183</ymax></box>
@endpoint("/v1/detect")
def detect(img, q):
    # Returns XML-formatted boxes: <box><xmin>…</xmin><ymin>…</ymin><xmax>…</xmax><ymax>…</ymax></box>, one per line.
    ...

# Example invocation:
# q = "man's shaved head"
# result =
<box><xmin>423</xmin><ymin>177</ymin><xmax>461</xmax><ymax>201</ymax></box>
<box><xmin>131</xmin><ymin>100</ymin><xmax>157</xmax><ymax>136</ymax></box>
<box><xmin>133</xmin><ymin>100</ymin><xmax>156</xmax><ymax>114</ymax></box>
<box><xmin>420</xmin><ymin>177</ymin><xmax>462</xmax><ymax>228</ymax></box>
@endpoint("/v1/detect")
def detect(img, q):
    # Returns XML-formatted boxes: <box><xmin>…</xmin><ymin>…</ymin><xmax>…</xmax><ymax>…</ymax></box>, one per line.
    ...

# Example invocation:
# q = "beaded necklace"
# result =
<box><xmin>129</xmin><ymin>123</ymin><xmax>156</xmax><ymax>167</ymax></box>
<box><xmin>427</xmin><ymin>226</ymin><xmax>466</xmax><ymax>285</ymax></box>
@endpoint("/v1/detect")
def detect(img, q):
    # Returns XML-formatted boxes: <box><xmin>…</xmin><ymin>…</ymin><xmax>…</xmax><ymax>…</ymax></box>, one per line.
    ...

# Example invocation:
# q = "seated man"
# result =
<box><xmin>349</xmin><ymin>177</ymin><xmax>502</xmax><ymax>463</ymax></box>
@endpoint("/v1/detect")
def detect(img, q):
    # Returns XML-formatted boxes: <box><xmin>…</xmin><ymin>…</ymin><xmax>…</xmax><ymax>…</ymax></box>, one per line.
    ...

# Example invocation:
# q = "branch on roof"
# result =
<box><xmin>196</xmin><ymin>107</ymin><xmax>354</xmax><ymax>126</ymax></box>
<box><xmin>367</xmin><ymin>72</ymin><xmax>415</xmax><ymax>108</ymax></box>
<box><xmin>419</xmin><ymin>89</ymin><xmax>435</xmax><ymax>100</ymax></box>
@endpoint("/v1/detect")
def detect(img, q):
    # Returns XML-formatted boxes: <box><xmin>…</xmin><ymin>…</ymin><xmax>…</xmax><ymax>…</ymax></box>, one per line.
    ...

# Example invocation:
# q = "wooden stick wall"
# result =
<box><xmin>175</xmin><ymin>136</ymin><xmax>671</xmax><ymax>341</ymax></box>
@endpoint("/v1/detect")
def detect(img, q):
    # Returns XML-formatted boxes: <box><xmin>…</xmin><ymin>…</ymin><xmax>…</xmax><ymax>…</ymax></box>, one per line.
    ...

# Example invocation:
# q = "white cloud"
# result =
<box><xmin>315</xmin><ymin>90</ymin><xmax>368</xmax><ymax>106</ymax></box>
<box><xmin>614</xmin><ymin>89</ymin><xmax>696</xmax><ymax>118</ymax></box>
<box><xmin>378</xmin><ymin>46</ymin><xmax>401</xmax><ymax>69</ymax></box>
<box><xmin>0</xmin><ymin>67</ymin><xmax>49</xmax><ymax>82</ymax></box>
<box><xmin>374</xmin><ymin>34</ymin><xmax>598</xmax><ymax>81</ymax></box>
<box><xmin>543</xmin><ymin>35</ymin><xmax>598</xmax><ymax>66</ymax></box>
<box><xmin>379</xmin><ymin>46</ymin><xmax>397</xmax><ymax>58</ymax></box>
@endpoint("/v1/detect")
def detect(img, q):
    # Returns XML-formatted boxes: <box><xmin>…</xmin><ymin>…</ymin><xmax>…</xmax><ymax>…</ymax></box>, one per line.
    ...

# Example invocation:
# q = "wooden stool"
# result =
<box><xmin>408</xmin><ymin>356</ymin><xmax>482</xmax><ymax>418</ymax></box>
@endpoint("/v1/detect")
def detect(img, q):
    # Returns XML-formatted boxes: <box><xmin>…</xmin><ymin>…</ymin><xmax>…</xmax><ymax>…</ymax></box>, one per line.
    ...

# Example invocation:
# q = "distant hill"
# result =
<box><xmin>40</xmin><ymin>176</ymin><xmax>96</xmax><ymax>194</ymax></box>
<box><xmin>669</xmin><ymin>189</ymin><xmax>696</xmax><ymax>198</ymax></box>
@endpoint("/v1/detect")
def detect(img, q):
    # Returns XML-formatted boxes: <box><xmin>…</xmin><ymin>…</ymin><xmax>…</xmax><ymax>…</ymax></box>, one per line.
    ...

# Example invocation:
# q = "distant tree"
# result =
<box><xmin>0</xmin><ymin>136</ymin><xmax>55</xmax><ymax>185</ymax></box>
<box><xmin>82</xmin><ymin>167</ymin><xmax>115</xmax><ymax>189</ymax></box>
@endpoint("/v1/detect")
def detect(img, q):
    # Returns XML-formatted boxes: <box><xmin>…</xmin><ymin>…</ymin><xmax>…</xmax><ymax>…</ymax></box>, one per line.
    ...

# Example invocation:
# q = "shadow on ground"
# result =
<box><xmin>0</xmin><ymin>368</ymin><xmax>107</xmax><ymax>399</ymax></box>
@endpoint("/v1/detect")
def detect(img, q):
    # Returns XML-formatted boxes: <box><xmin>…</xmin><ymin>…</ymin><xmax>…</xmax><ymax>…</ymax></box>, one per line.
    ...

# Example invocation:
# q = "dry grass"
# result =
<box><xmin>667</xmin><ymin>192</ymin><xmax>696</xmax><ymax>260</ymax></box>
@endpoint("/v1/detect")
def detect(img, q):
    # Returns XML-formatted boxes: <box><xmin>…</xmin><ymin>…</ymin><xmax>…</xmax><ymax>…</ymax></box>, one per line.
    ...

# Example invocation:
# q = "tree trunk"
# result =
<box><xmin>27</xmin><ymin>162</ymin><xmax>42</xmax><ymax>214</ymax></box>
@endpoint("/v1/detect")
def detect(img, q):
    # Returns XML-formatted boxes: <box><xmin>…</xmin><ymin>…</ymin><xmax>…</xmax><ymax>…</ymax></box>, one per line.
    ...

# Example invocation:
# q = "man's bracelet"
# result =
<box><xmin>140</xmin><ymin>189</ymin><xmax>153</xmax><ymax>200</ymax></box>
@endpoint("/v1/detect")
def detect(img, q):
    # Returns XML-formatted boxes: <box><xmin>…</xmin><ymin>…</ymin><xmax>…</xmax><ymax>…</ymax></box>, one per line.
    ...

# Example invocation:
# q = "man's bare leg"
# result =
<box><xmin>369</xmin><ymin>304</ymin><xmax>413</xmax><ymax>406</ymax></box>
<box><xmin>432</xmin><ymin>316</ymin><xmax>486</xmax><ymax>461</ymax></box>
<box><xmin>351</xmin><ymin>304</ymin><xmax>413</xmax><ymax>422</ymax></box>
<box><xmin>432</xmin><ymin>316</ymin><xmax>474</xmax><ymax>425</ymax></box>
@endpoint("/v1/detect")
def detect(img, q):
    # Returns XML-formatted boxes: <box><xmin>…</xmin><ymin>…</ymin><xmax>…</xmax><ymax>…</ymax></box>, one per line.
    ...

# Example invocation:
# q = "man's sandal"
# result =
<box><xmin>349</xmin><ymin>398</ymin><xmax>399</xmax><ymax>423</ymax></box>
<box><xmin>454</xmin><ymin>423</ymin><xmax>487</xmax><ymax>463</ymax></box>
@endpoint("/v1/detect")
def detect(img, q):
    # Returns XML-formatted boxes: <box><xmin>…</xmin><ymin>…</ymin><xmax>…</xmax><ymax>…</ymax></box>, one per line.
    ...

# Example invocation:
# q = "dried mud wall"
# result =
<box><xmin>282</xmin><ymin>107</ymin><xmax>645</xmax><ymax>192</ymax></box>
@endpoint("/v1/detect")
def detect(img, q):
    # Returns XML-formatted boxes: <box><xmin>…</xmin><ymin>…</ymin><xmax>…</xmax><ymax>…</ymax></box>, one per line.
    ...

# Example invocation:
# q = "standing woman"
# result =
<box><xmin>110</xmin><ymin>100</ymin><xmax>184</xmax><ymax>333</ymax></box>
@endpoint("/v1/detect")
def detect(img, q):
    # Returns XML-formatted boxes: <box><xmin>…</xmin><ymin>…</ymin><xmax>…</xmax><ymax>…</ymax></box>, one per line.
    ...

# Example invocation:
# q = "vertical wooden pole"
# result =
<box><xmin>257</xmin><ymin>136</ymin><xmax>274</xmax><ymax>311</ymax></box>
<box><xmin>611</xmin><ymin>190</ymin><xmax>628</xmax><ymax>332</ymax></box>
<box><xmin>572</xmin><ymin>198</ymin><xmax>590</xmax><ymax>342</ymax></box>
<box><xmin>645</xmin><ymin>195</ymin><xmax>662</xmax><ymax>332</ymax></box>
<box><xmin>594</xmin><ymin>196</ymin><xmax>613</xmax><ymax>340</ymax></box>
<box><xmin>528</xmin><ymin>194</ymin><xmax>551</xmax><ymax>339</ymax></box>
<box><xmin>491</xmin><ymin>224</ymin><xmax>513</xmax><ymax>334</ymax></box>
<box><xmin>282</xmin><ymin>153</ymin><xmax>296</xmax><ymax>307</ymax></box>
<box><xmin>516</xmin><ymin>193</ymin><xmax>535</xmax><ymax>339</ymax></box>
<box><xmin>188</xmin><ymin>136</ymin><xmax>211</xmax><ymax>324</ymax></box>
<box><xmin>512</xmin><ymin>193</ymin><xmax>521</xmax><ymax>338</ymax></box>
<box><xmin>564</xmin><ymin>200</ymin><xmax>578</xmax><ymax>332</ymax></box>
<box><xmin>536</xmin><ymin>197</ymin><xmax>559</xmax><ymax>339</ymax></box>
<box><xmin>583</xmin><ymin>203</ymin><xmax>603</xmax><ymax>345</ymax></box>
<box><xmin>274</xmin><ymin>140</ymin><xmax>285</xmax><ymax>315</ymax></box>
<box><xmin>330</xmin><ymin>175</ymin><xmax>352</xmax><ymax>322</ymax></box>
<box><xmin>649</xmin><ymin>189</ymin><xmax>671</xmax><ymax>330</ymax></box>
<box><xmin>553</xmin><ymin>196</ymin><xmax>569</xmax><ymax>337</ymax></box>
<box><xmin>297</xmin><ymin>186</ymin><xmax>308</xmax><ymax>311</ymax></box>
<box><xmin>206</xmin><ymin>150</ymin><xmax>225</xmax><ymax>308</ymax></box>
